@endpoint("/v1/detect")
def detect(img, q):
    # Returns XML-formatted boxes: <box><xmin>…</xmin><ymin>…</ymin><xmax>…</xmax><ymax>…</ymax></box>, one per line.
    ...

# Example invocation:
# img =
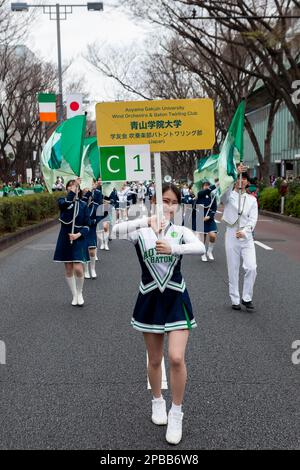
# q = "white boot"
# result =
<box><xmin>201</xmin><ymin>253</ymin><xmax>208</xmax><ymax>262</ymax></box>
<box><xmin>99</xmin><ymin>231</ymin><xmax>105</xmax><ymax>250</ymax></box>
<box><xmin>75</xmin><ymin>276</ymin><xmax>84</xmax><ymax>306</ymax></box>
<box><xmin>84</xmin><ymin>263</ymin><xmax>91</xmax><ymax>279</ymax></box>
<box><xmin>104</xmin><ymin>232</ymin><xmax>110</xmax><ymax>251</ymax></box>
<box><xmin>95</xmin><ymin>250</ymin><xmax>99</xmax><ymax>261</ymax></box>
<box><xmin>90</xmin><ymin>256</ymin><xmax>97</xmax><ymax>279</ymax></box>
<box><xmin>207</xmin><ymin>243</ymin><xmax>215</xmax><ymax>261</ymax></box>
<box><xmin>65</xmin><ymin>276</ymin><xmax>77</xmax><ymax>306</ymax></box>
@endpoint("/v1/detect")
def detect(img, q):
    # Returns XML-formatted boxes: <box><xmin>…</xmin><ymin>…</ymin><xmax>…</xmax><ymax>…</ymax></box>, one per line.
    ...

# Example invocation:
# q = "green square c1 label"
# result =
<box><xmin>99</xmin><ymin>146</ymin><xmax>126</xmax><ymax>182</ymax></box>
<box><xmin>99</xmin><ymin>145</ymin><xmax>151</xmax><ymax>182</ymax></box>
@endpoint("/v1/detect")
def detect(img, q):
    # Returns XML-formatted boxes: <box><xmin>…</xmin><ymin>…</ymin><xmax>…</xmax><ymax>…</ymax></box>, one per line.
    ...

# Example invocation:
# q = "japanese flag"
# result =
<box><xmin>66</xmin><ymin>93</ymin><xmax>83</xmax><ymax>119</ymax></box>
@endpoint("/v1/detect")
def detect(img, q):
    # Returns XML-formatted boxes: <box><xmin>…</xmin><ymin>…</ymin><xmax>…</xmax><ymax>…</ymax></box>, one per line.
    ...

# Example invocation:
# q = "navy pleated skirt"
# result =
<box><xmin>131</xmin><ymin>288</ymin><xmax>197</xmax><ymax>334</ymax></box>
<box><xmin>53</xmin><ymin>225</ymin><xmax>90</xmax><ymax>263</ymax></box>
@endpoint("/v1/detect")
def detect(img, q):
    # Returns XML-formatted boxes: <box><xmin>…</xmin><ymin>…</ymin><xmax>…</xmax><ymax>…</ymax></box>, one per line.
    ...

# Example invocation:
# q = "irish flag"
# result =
<box><xmin>38</xmin><ymin>93</ymin><xmax>57</xmax><ymax>122</ymax></box>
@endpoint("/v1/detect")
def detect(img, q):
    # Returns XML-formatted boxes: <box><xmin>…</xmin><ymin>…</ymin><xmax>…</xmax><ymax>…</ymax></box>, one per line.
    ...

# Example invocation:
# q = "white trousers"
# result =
<box><xmin>225</xmin><ymin>229</ymin><xmax>257</xmax><ymax>305</ymax></box>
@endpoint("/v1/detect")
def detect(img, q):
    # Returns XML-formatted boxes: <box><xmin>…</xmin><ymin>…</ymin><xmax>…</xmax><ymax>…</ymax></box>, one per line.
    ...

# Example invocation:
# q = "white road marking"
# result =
<box><xmin>147</xmin><ymin>354</ymin><xmax>168</xmax><ymax>390</ymax></box>
<box><xmin>254</xmin><ymin>240</ymin><xmax>274</xmax><ymax>251</ymax></box>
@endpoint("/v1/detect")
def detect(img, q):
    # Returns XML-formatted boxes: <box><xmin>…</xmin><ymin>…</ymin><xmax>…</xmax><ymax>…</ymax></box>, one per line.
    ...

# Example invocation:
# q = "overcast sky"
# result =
<box><xmin>21</xmin><ymin>0</ymin><xmax>152</xmax><ymax>117</ymax></box>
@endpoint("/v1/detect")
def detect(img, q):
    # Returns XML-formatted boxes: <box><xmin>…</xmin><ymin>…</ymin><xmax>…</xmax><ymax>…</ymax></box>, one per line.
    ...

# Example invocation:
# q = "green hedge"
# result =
<box><xmin>285</xmin><ymin>193</ymin><xmax>300</xmax><ymax>218</ymax></box>
<box><xmin>259</xmin><ymin>187</ymin><xmax>281</xmax><ymax>213</ymax></box>
<box><xmin>0</xmin><ymin>192</ymin><xmax>63</xmax><ymax>233</ymax></box>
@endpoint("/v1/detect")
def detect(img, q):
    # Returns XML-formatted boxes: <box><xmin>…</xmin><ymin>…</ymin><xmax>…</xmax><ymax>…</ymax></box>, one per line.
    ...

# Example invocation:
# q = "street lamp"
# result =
<box><xmin>11</xmin><ymin>2</ymin><xmax>104</xmax><ymax>122</ymax></box>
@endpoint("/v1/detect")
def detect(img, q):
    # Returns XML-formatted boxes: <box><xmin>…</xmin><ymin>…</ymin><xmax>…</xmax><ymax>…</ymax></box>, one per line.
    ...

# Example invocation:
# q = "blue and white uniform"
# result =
<box><xmin>53</xmin><ymin>191</ymin><xmax>90</xmax><ymax>263</ymax></box>
<box><xmin>193</xmin><ymin>185</ymin><xmax>218</xmax><ymax>234</ymax></box>
<box><xmin>113</xmin><ymin>218</ymin><xmax>205</xmax><ymax>334</ymax></box>
<box><xmin>82</xmin><ymin>189</ymin><xmax>107</xmax><ymax>249</ymax></box>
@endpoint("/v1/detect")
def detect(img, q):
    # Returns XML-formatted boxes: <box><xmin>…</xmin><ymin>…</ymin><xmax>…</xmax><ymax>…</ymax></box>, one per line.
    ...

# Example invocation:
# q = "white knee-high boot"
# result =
<box><xmin>99</xmin><ymin>231</ymin><xmax>105</xmax><ymax>250</ymax></box>
<box><xmin>84</xmin><ymin>262</ymin><xmax>90</xmax><ymax>279</ymax></box>
<box><xmin>65</xmin><ymin>276</ymin><xmax>77</xmax><ymax>306</ymax></box>
<box><xmin>104</xmin><ymin>231</ymin><xmax>110</xmax><ymax>251</ymax></box>
<box><xmin>90</xmin><ymin>255</ymin><xmax>97</xmax><ymax>278</ymax></box>
<box><xmin>207</xmin><ymin>242</ymin><xmax>215</xmax><ymax>260</ymax></box>
<box><xmin>75</xmin><ymin>276</ymin><xmax>84</xmax><ymax>306</ymax></box>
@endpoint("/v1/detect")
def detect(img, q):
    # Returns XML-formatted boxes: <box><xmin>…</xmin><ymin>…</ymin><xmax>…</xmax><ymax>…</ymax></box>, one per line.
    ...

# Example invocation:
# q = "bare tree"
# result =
<box><xmin>0</xmin><ymin>47</ymin><xmax>57</xmax><ymax>181</ymax></box>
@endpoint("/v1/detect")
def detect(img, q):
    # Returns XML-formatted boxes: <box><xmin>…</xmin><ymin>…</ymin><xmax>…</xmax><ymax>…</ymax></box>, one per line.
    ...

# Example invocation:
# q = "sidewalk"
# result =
<box><xmin>259</xmin><ymin>210</ymin><xmax>300</xmax><ymax>226</ymax></box>
<box><xmin>0</xmin><ymin>218</ymin><xmax>58</xmax><ymax>252</ymax></box>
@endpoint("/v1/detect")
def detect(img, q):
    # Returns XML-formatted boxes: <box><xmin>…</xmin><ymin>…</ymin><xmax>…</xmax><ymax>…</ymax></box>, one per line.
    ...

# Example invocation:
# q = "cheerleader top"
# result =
<box><xmin>113</xmin><ymin>217</ymin><xmax>205</xmax><ymax>294</ymax></box>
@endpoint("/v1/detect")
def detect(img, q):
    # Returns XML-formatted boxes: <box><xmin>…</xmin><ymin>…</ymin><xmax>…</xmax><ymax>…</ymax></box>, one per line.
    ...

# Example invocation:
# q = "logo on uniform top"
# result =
<box><xmin>170</xmin><ymin>231</ymin><xmax>178</xmax><ymax>238</ymax></box>
<box><xmin>143</xmin><ymin>247</ymin><xmax>173</xmax><ymax>264</ymax></box>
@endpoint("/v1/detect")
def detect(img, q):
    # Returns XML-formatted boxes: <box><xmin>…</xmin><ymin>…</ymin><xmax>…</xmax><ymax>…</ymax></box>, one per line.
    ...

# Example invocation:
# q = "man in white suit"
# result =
<box><xmin>221</xmin><ymin>165</ymin><xmax>258</xmax><ymax>311</ymax></box>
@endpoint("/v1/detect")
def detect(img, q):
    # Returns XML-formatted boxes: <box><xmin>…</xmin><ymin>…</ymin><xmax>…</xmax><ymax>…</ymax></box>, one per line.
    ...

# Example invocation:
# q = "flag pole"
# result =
<box><xmin>237</xmin><ymin>98</ymin><xmax>246</xmax><ymax>230</ymax></box>
<box><xmin>154</xmin><ymin>152</ymin><xmax>163</xmax><ymax>239</ymax></box>
<box><xmin>70</xmin><ymin>182</ymin><xmax>79</xmax><ymax>245</ymax></box>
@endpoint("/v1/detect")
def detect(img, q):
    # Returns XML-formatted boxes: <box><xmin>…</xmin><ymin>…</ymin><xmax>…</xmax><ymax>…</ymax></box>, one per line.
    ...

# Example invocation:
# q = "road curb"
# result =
<box><xmin>259</xmin><ymin>210</ymin><xmax>300</xmax><ymax>225</ymax></box>
<box><xmin>0</xmin><ymin>218</ymin><xmax>58</xmax><ymax>252</ymax></box>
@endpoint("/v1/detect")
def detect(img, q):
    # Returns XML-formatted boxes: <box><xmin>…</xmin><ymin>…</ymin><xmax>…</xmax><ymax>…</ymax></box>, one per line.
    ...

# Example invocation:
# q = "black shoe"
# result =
<box><xmin>242</xmin><ymin>300</ymin><xmax>255</xmax><ymax>311</ymax></box>
<box><xmin>232</xmin><ymin>304</ymin><xmax>241</xmax><ymax>311</ymax></box>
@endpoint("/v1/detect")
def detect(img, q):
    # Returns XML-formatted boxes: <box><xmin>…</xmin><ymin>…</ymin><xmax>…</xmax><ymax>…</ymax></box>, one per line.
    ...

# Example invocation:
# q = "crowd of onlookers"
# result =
<box><xmin>0</xmin><ymin>178</ymin><xmax>45</xmax><ymax>196</ymax></box>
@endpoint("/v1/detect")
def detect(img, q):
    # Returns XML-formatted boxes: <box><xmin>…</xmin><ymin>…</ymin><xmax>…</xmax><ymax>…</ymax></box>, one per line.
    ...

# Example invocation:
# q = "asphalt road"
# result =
<box><xmin>0</xmin><ymin>212</ymin><xmax>299</xmax><ymax>450</ymax></box>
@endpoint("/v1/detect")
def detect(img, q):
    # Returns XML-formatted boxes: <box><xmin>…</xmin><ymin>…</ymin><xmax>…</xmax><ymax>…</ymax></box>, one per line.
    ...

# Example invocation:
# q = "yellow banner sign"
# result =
<box><xmin>96</xmin><ymin>99</ymin><xmax>215</xmax><ymax>152</ymax></box>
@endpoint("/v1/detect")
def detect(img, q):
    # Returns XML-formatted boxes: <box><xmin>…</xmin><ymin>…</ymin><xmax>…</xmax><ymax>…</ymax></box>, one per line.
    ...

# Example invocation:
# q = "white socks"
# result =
<box><xmin>152</xmin><ymin>397</ymin><xmax>182</xmax><ymax>413</ymax></box>
<box><xmin>65</xmin><ymin>276</ymin><xmax>77</xmax><ymax>306</ymax></box>
<box><xmin>153</xmin><ymin>395</ymin><xmax>164</xmax><ymax>403</ymax></box>
<box><xmin>171</xmin><ymin>403</ymin><xmax>182</xmax><ymax>414</ymax></box>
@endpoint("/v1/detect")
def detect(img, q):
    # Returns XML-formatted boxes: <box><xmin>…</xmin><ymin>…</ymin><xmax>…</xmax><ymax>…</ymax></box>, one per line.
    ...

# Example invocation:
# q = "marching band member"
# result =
<box><xmin>221</xmin><ymin>165</ymin><xmax>258</xmax><ymax>311</ymax></box>
<box><xmin>194</xmin><ymin>180</ymin><xmax>218</xmax><ymax>262</ymax></box>
<box><xmin>97</xmin><ymin>198</ymin><xmax>111</xmax><ymax>251</ymax></box>
<box><xmin>112</xmin><ymin>183</ymin><xmax>205</xmax><ymax>446</ymax></box>
<box><xmin>53</xmin><ymin>178</ymin><xmax>90</xmax><ymax>306</ymax></box>
<box><xmin>82</xmin><ymin>183</ymin><xmax>107</xmax><ymax>279</ymax></box>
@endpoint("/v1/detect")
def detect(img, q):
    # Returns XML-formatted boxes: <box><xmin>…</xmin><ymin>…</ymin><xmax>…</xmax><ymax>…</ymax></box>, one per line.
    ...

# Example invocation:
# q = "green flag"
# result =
<box><xmin>41</xmin><ymin>115</ymin><xmax>86</xmax><ymax>192</ymax></box>
<box><xmin>193</xmin><ymin>100</ymin><xmax>245</xmax><ymax>196</ymax></box>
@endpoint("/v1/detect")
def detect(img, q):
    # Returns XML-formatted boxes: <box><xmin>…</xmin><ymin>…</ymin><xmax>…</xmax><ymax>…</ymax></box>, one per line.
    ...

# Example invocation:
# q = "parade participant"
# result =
<box><xmin>3</xmin><ymin>182</ymin><xmax>10</xmax><ymax>197</ymax></box>
<box><xmin>194</xmin><ymin>180</ymin><xmax>218</xmax><ymax>262</ymax></box>
<box><xmin>117</xmin><ymin>184</ymin><xmax>131</xmax><ymax>222</ymax></box>
<box><xmin>82</xmin><ymin>183</ymin><xmax>107</xmax><ymax>279</ymax></box>
<box><xmin>53</xmin><ymin>178</ymin><xmax>90</xmax><ymax>306</ymax></box>
<box><xmin>137</xmin><ymin>182</ymin><xmax>147</xmax><ymax>205</ymax></box>
<box><xmin>97</xmin><ymin>198</ymin><xmax>111</xmax><ymax>251</ymax></box>
<box><xmin>222</xmin><ymin>165</ymin><xmax>258</xmax><ymax>311</ymax></box>
<box><xmin>112</xmin><ymin>183</ymin><xmax>205</xmax><ymax>446</ymax></box>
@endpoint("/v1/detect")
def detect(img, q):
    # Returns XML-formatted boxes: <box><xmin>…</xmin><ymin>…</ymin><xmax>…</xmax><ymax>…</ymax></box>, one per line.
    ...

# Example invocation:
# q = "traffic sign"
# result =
<box><xmin>99</xmin><ymin>144</ymin><xmax>151</xmax><ymax>182</ymax></box>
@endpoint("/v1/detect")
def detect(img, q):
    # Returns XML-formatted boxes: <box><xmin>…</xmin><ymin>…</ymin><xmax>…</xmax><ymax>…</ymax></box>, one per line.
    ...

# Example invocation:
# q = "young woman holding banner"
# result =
<box><xmin>112</xmin><ymin>183</ymin><xmax>205</xmax><ymax>445</ymax></box>
<box><xmin>53</xmin><ymin>178</ymin><xmax>90</xmax><ymax>306</ymax></box>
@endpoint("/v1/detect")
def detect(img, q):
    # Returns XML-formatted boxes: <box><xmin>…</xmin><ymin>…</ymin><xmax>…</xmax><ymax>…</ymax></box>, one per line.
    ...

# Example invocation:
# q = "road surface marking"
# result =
<box><xmin>254</xmin><ymin>240</ymin><xmax>274</xmax><ymax>251</ymax></box>
<box><xmin>147</xmin><ymin>354</ymin><xmax>168</xmax><ymax>390</ymax></box>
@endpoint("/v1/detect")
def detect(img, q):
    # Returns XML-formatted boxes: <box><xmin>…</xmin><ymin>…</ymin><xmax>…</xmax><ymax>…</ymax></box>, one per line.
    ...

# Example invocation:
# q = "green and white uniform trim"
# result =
<box><xmin>131</xmin><ymin>318</ymin><xmax>197</xmax><ymax>334</ymax></box>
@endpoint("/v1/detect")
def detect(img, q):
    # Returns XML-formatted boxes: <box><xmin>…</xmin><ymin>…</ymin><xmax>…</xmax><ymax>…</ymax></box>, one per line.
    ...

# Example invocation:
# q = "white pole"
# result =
<box><xmin>237</xmin><ymin>171</ymin><xmax>243</xmax><ymax>230</ymax></box>
<box><xmin>154</xmin><ymin>152</ymin><xmax>163</xmax><ymax>239</ymax></box>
